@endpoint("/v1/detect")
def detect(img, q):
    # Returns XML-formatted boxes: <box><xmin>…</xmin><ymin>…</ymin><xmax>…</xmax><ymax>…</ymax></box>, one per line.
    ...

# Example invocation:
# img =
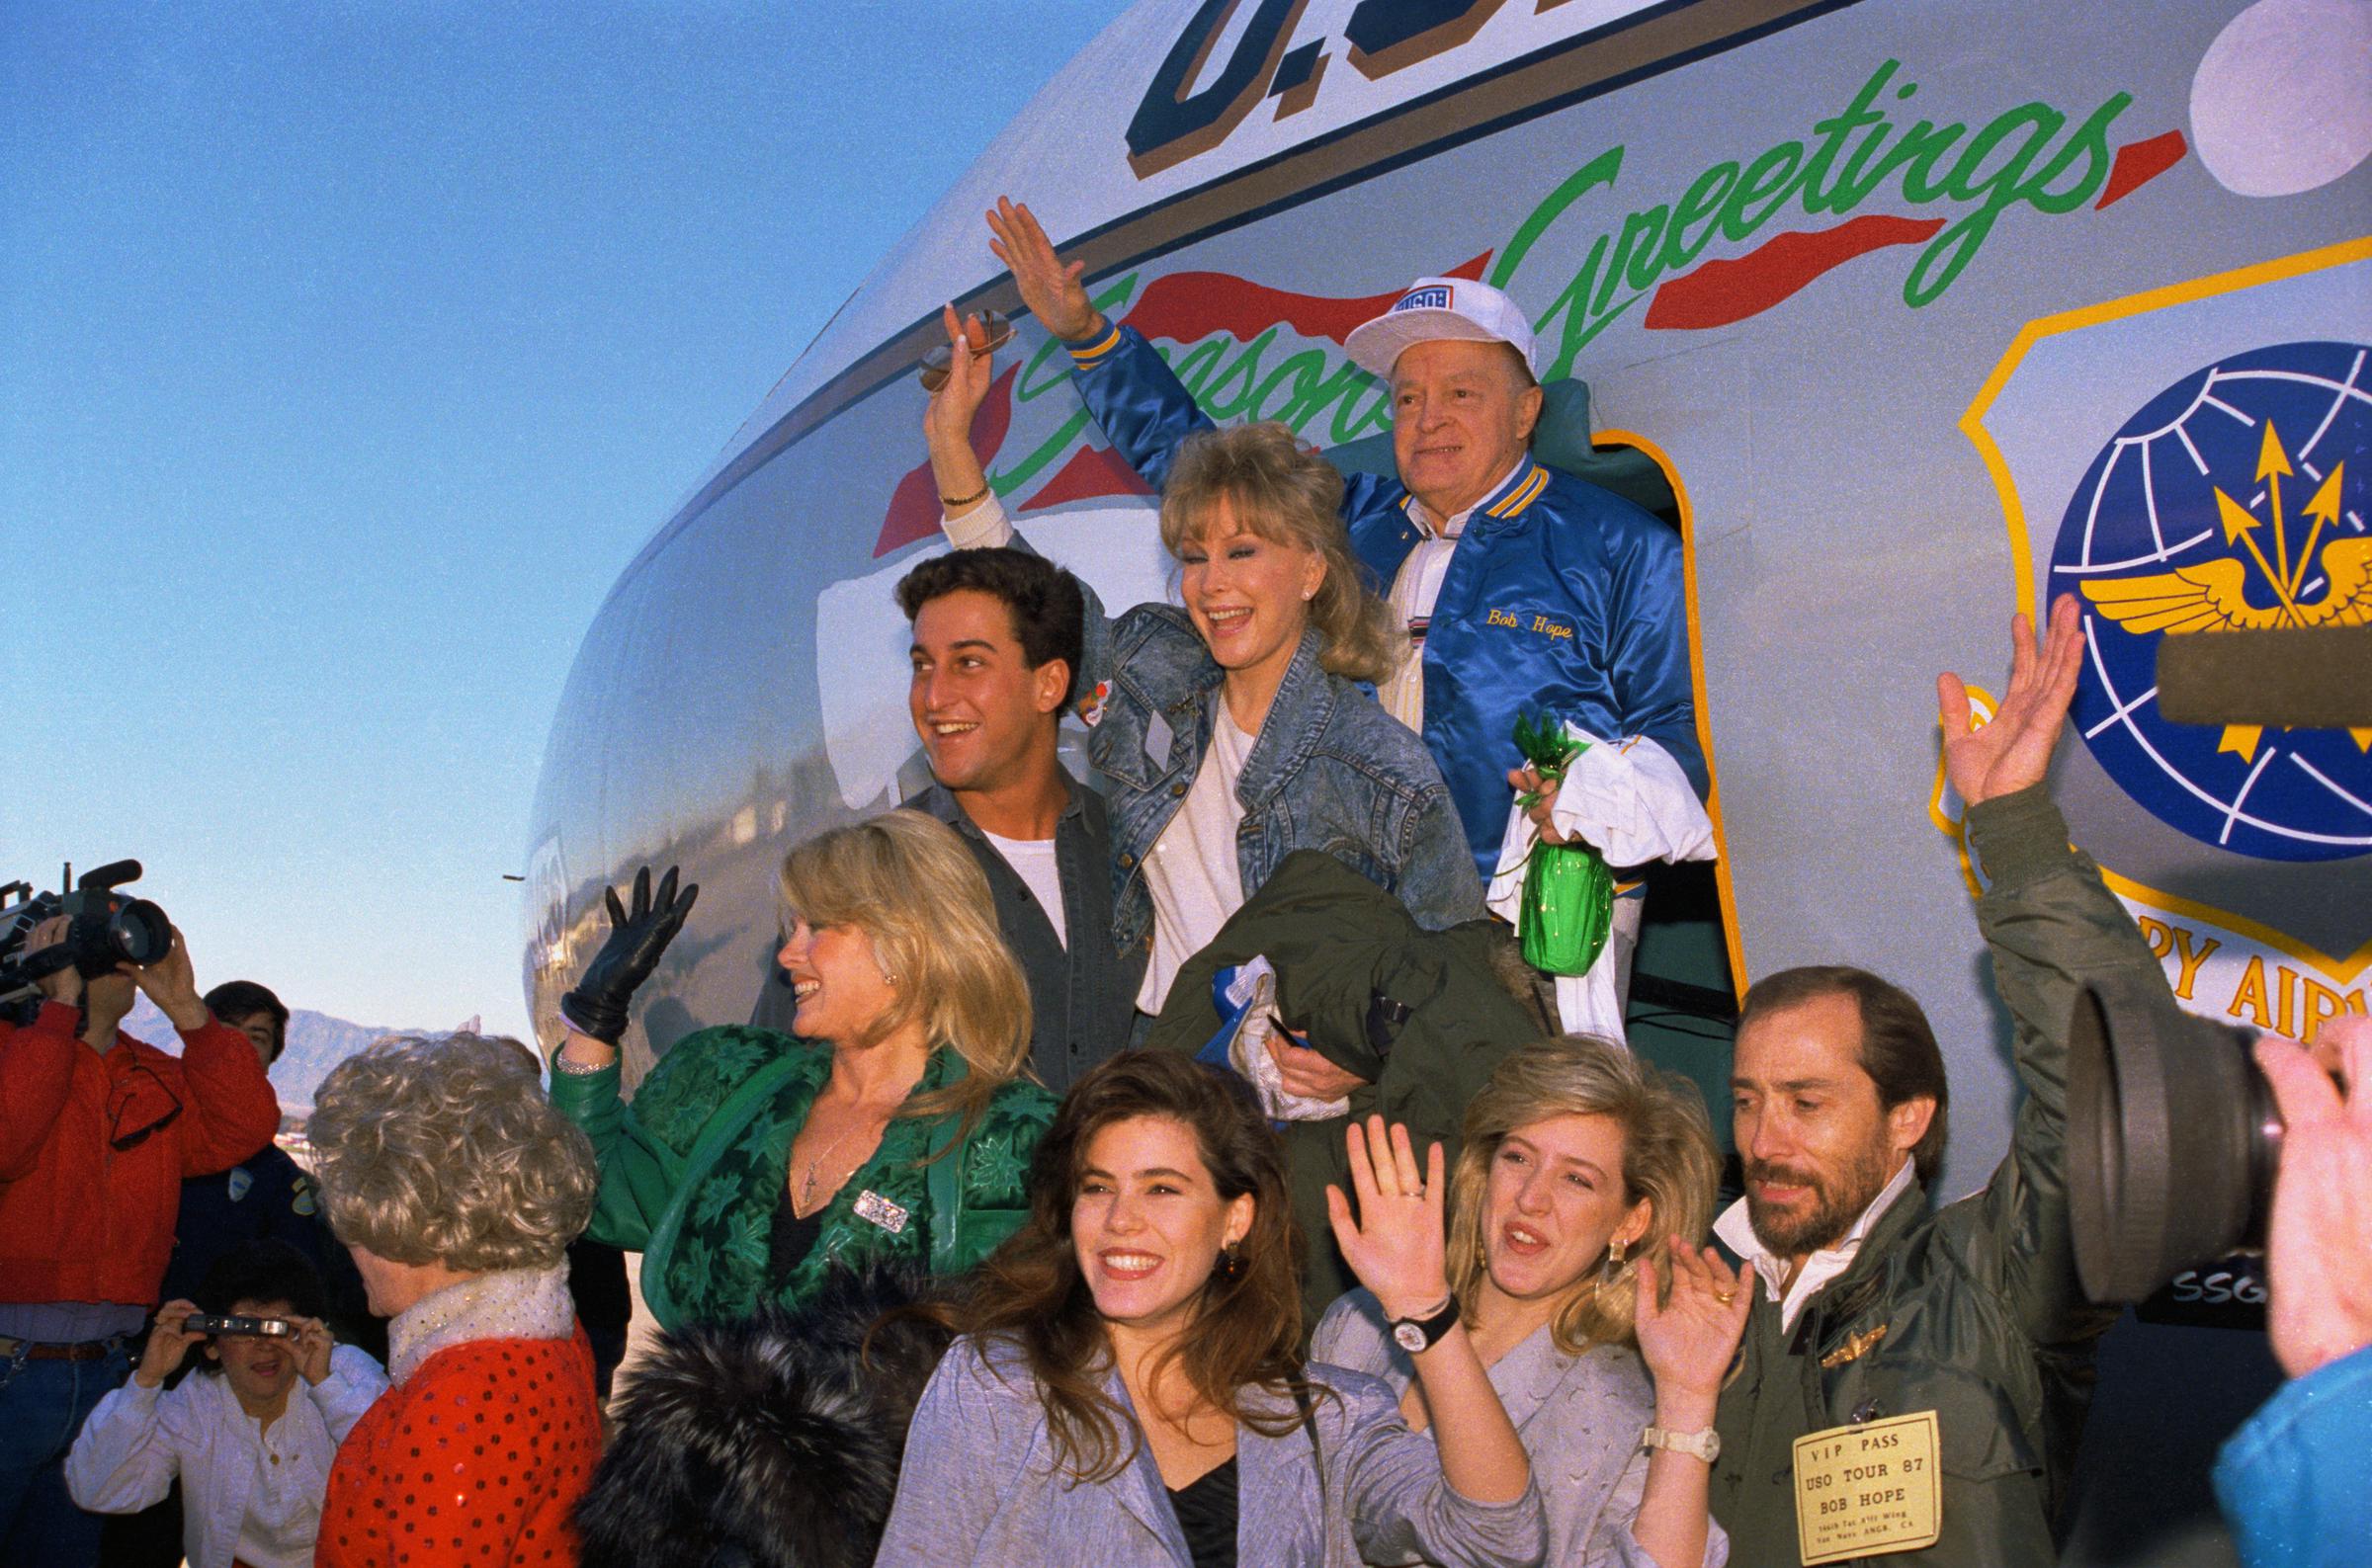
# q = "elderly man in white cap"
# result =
<box><xmin>975</xmin><ymin>200</ymin><xmax>1711</xmax><ymax>1040</ymax></box>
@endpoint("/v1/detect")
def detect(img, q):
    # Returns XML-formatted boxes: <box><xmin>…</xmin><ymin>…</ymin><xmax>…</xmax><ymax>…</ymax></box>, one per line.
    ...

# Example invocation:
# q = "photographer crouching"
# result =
<box><xmin>0</xmin><ymin>897</ymin><xmax>280</xmax><ymax>1566</ymax></box>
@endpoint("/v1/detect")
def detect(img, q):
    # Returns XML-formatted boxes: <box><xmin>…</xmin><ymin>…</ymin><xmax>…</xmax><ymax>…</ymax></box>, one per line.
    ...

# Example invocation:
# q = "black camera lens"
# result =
<box><xmin>2067</xmin><ymin>973</ymin><xmax>2281</xmax><ymax>1304</ymax></box>
<box><xmin>108</xmin><ymin>898</ymin><xmax>172</xmax><ymax>966</ymax></box>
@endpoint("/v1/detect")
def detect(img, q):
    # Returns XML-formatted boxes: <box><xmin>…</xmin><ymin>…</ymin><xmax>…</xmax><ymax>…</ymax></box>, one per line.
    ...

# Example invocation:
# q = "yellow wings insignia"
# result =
<box><xmin>2081</xmin><ymin>538</ymin><xmax>2372</xmax><ymax>632</ymax></box>
<box><xmin>2304</xmin><ymin>537</ymin><xmax>2372</xmax><ymax>628</ymax></box>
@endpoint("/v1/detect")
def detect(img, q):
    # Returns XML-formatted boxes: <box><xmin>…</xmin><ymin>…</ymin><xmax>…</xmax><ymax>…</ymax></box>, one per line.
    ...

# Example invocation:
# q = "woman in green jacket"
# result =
<box><xmin>548</xmin><ymin>811</ymin><xmax>1058</xmax><ymax>1329</ymax></box>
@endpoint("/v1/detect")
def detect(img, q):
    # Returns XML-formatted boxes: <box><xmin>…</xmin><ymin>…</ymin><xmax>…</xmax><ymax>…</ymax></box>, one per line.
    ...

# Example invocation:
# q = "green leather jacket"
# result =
<box><xmin>1712</xmin><ymin>786</ymin><xmax>2129</xmax><ymax>1566</ymax></box>
<box><xmin>550</xmin><ymin>1025</ymin><xmax>1054</xmax><ymax>1329</ymax></box>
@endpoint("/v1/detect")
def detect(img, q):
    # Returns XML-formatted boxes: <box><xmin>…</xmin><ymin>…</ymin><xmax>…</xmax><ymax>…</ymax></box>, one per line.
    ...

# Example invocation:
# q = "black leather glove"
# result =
<box><xmin>560</xmin><ymin>865</ymin><xmax>699</xmax><ymax>1045</ymax></box>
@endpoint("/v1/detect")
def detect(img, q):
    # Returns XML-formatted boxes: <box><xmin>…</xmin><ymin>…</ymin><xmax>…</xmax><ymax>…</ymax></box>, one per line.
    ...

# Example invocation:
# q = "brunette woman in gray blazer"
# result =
<box><xmin>875</xmin><ymin>1051</ymin><xmax>1545</xmax><ymax>1568</ymax></box>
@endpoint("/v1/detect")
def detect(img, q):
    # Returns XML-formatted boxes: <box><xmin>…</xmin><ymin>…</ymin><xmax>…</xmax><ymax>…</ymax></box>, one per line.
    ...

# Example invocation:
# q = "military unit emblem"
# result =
<box><xmin>2050</xmin><ymin>341</ymin><xmax>2371</xmax><ymax>863</ymax></box>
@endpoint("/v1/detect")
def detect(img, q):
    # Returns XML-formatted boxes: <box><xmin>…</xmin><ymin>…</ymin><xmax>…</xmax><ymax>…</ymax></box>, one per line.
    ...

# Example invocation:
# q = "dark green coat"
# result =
<box><xmin>1147</xmin><ymin>850</ymin><xmax>1540</xmax><ymax>1323</ymax></box>
<box><xmin>1712</xmin><ymin>787</ymin><xmax>2127</xmax><ymax>1566</ymax></box>
<box><xmin>550</xmin><ymin>1025</ymin><xmax>1054</xmax><ymax>1330</ymax></box>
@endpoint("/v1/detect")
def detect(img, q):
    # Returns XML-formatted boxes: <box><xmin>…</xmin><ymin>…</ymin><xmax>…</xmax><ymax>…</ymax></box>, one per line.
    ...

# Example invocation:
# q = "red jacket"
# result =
<box><xmin>317</xmin><ymin>1328</ymin><xmax>600</xmax><ymax>1568</ymax></box>
<box><xmin>0</xmin><ymin>1000</ymin><xmax>281</xmax><ymax>1306</ymax></box>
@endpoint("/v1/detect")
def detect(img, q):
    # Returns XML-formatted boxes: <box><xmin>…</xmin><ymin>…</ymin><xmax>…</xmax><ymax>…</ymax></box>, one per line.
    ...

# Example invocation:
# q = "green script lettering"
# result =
<box><xmin>1496</xmin><ymin>55</ymin><xmax>2140</xmax><ymax>365</ymax></box>
<box><xmin>1721</xmin><ymin>141</ymin><xmax>1804</xmax><ymax>242</ymax></box>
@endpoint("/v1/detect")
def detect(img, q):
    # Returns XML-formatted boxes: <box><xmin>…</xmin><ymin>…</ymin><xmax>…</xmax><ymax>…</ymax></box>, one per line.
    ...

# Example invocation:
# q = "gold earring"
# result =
<box><xmin>1601</xmin><ymin>1237</ymin><xmax>1628</xmax><ymax>1286</ymax></box>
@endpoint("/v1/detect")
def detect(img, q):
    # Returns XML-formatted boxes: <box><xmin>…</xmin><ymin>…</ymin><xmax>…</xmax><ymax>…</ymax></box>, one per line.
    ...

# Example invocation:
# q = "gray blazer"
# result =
<box><xmin>1313</xmin><ymin>1291</ymin><xmax>1728</xmax><ymax>1568</ymax></box>
<box><xmin>875</xmin><ymin>1336</ymin><xmax>1546</xmax><ymax>1568</ymax></box>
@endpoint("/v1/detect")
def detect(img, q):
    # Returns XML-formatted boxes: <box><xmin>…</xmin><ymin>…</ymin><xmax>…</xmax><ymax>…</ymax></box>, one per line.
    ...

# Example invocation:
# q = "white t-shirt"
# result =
<box><xmin>1137</xmin><ymin>701</ymin><xmax>1256</xmax><ymax>1014</ymax></box>
<box><xmin>1375</xmin><ymin>456</ymin><xmax>1530</xmax><ymax>730</ymax></box>
<box><xmin>979</xmin><ymin>828</ymin><xmax>1067</xmax><ymax>949</ymax></box>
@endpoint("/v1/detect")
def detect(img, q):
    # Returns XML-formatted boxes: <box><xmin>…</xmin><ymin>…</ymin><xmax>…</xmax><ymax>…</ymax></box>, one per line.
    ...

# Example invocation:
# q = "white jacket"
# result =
<box><xmin>65</xmin><ymin>1343</ymin><xmax>386</xmax><ymax>1568</ymax></box>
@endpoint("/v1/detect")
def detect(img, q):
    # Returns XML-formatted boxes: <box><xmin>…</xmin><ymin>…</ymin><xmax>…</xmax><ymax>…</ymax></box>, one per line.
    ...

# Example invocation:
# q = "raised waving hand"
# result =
<box><xmin>1634</xmin><ymin>1241</ymin><xmax>1751</xmax><ymax>1408</ymax></box>
<box><xmin>560</xmin><ymin>864</ymin><xmax>699</xmax><ymax>1048</ymax></box>
<box><xmin>1938</xmin><ymin>592</ymin><xmax>2082</xmax><ymax>808</ymax></box>
<box><xmin>1627</xmin><ymin>1242</ymin><xmax>1751</xmax><ymax>1568</ymax></box>
<box><xmin>986</xmin><ymin>197</ymin><xmax>1101</xmax><ymax>342</ymax></box>
<box><xmin>925</xmin><ymin>304</ymin><xmax>1000</xmax><ymax>453</ymax></box>
<box><xmin>1325</xmin><ymin>1115</ymin><xmax>1449</xmax><ymax>1322</ymax></box>
<box><xmin>1326</xmin><ymin>1115</ymin><xmax>1532</xmax><ymax>1507</ymax></box>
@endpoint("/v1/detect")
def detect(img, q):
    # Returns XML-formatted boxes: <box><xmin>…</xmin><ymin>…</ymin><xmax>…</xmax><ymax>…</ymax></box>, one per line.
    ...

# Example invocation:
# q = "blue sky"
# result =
<box><xmin>5</xmin><ymin>0</ymin><xmax>1126</xmax><ymax>1037</ymax></box>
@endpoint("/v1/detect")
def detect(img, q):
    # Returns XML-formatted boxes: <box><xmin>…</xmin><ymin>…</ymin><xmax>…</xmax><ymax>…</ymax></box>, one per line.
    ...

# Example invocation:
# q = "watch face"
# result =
<box><xmin>1392</xmin><ymin>1321</ymin><xmax>1429</xmax><ymax>1355</ymax></box>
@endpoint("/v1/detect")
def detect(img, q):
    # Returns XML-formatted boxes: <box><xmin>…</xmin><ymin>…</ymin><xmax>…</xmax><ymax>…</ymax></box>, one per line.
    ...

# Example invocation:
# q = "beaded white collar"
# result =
<box><xmin>387</xmin><ymin>1265</ymin><xmax>574</xmax><ymax>1386</ymax></box>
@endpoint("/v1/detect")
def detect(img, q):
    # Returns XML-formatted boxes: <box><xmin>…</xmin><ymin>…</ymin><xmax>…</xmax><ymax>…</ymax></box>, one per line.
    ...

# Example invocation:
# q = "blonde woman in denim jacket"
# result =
<box><xmin>927</xmin><ymin>308</ymin><xmax>1483</xmax><ymax>1049</ymax></box>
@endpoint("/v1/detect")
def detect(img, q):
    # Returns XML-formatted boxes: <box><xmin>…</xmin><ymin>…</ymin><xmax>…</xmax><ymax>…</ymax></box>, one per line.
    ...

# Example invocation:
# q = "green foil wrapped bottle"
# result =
<box><xmin>1513</xmin><ymin>712</ymin><xmax>1614</xmax><ymax>976</ymax></box>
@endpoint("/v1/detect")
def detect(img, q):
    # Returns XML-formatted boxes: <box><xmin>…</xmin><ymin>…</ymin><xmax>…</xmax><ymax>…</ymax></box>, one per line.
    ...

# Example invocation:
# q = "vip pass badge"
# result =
<box><xmin>2050</xmin><ymin>340</ymin><xmax>2371</xmax><ymax>863</ymax></box>
<box><xmin>1791</xmin><ymin>1410</ymin><xmax>1942</xmax><ymax>1563</ymax></box>
<box><xmin>854</xmin><ymin>1189</ymin><xmax>909</xmax><ymax>1235</ymax></box>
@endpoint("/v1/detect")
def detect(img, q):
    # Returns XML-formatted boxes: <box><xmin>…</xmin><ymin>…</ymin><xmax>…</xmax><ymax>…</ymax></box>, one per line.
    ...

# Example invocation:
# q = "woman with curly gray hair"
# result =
<box><xmin>304</xmin><ymin>1032</ymin><xmax>602</xmax><ymax>1568</ymax></box>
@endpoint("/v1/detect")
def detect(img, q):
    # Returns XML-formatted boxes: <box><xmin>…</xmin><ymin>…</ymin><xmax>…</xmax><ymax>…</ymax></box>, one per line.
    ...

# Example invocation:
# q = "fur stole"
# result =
<box><xmin>574</xmin><ymin>1263</ymin><xmax>955</xmax><ymax>1568</ymax></box>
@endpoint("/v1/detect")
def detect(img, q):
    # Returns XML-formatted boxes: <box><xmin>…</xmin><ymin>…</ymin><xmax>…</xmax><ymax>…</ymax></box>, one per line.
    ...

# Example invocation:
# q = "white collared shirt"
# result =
<box><xmin>1377</xmin><ymin>455</ymin><xmax>1531</xmax><ymax>730</ymax></box>
<box><xmin>65</xmin><ymin>1344</ymin><xmax>387</xmax><ymax>1568</ymax></box>
<box><xmin>1715</xmin><ymin>1156</ymin><xmax>1917</xmax><ymax>1332</ymax></box>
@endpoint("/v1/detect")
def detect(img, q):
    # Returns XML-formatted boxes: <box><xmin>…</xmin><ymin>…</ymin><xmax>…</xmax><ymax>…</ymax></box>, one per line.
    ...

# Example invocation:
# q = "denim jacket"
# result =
<box><xmin>1080</xmin><ymin>595</ymin><xmax>1484</xmax><ymax>960</ymax></box>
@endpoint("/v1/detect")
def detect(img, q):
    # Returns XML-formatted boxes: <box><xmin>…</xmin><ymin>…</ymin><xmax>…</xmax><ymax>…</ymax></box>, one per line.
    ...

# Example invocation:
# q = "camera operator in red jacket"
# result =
<box><xmin>0</xmin><ymin>917</ymin><xmax>281</xmax><ymax>1568</ymax></box>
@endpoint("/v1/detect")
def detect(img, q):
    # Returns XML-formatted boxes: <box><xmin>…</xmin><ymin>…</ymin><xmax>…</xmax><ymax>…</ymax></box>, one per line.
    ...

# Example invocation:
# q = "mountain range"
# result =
<box><xmin>121</xmin><ymin>994</ymin><xmax>440</xmax><ymax>1118</ymax></box>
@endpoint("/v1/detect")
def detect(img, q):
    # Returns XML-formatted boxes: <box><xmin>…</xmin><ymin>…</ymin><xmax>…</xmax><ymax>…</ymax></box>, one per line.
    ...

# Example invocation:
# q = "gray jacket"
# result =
<box><xmin>875</xmin><ymin>1336</ymin><xmax>1545</xmax><ymax>1568</ymax></box>
<box><xmin>907</xmin><ymin>772</ymin><xmax>1144</xmax><ymax>1093</ymax></box>
<box><xmin>1314</xmin><ymin>1292</ymin><xmax>1727</xmax><ymax>1568</ymax></box>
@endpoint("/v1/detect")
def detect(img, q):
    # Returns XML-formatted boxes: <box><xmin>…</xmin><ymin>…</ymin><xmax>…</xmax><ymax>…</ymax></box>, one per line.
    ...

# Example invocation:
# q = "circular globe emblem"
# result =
<box><xmin>2048</xmin><ymin>340</ymin><xmax>2371</xmax><ymax>863</ymax></box>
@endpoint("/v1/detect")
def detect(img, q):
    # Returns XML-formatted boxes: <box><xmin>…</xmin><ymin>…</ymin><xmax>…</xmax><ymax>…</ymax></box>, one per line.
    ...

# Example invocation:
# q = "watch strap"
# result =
<box><xmin>1388</xmin><ymin>1294</ymin><xmax>1462</xmax><ymax>1354</ymax></box>
<box><xmin>1641</xmin><ymin>1423</ymin><xmax>1721</xmax><ymax>1462</ymax></box>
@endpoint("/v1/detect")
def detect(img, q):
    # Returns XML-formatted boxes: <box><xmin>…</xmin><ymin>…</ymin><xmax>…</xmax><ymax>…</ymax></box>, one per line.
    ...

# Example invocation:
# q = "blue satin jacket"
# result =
<box><xmin>1065</xmin><ymin>321</ymin><xmax>1705</xmax><ymax>876</ymax></box>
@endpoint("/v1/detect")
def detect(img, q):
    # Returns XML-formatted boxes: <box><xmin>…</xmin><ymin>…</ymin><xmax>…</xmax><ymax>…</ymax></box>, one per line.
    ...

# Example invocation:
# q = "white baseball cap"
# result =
<box><xmin>1343</xmin><ymin>277</ymin><xmax>1540</xmax><ymax>381</ymax></box>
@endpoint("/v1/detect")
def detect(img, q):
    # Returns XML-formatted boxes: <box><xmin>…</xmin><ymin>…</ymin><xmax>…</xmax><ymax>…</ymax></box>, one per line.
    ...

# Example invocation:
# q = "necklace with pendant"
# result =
<box><xmin>793</xmin><ymin>1109</ymin><xmax>886</xmax><ymax>1216</ymax></box>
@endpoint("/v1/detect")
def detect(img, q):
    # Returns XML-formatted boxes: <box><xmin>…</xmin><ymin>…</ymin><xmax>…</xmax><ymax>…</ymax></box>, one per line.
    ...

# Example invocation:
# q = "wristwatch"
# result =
<box><xmin>1641</xmin><ymin>1424</ymin><xmax>1722</xmax><ymax>1462</ymax></box>
<box><xmin>1388</xmin><ymin>1295</ymin><xmax>1462</xmax><ymax>1356</ymax></box>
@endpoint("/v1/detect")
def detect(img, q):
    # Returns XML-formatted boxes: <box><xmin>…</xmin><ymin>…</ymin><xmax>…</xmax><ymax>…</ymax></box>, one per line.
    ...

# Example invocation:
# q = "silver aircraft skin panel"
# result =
<box><xmin>524</xmin><ymin>0</ymin><xmax>2372</xmax><ymax>1216</ymax></box>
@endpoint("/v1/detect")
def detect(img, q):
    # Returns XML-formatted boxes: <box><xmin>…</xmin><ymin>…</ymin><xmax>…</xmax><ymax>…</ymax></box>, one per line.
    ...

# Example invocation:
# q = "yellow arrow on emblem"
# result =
<box><xmin>2287</xmin><ymin>461</ymin><xmax>2346</xmax><ymax>601</ymax></box>
<box><xmin>2216</xmin><ymin>487</ymin><xmax>2309</xmax><ymax>625</ymax></box>
<box><xmin>2257</xmin><ymin>421</ymin><xmax>2295</xmax><ymax>591</ymax></box>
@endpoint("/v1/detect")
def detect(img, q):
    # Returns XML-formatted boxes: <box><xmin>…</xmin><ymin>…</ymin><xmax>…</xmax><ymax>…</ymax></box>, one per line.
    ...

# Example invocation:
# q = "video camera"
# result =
<box><xmin>0</xmin><ymin>861</ymin><xmax>174</xmax><ymax>1024</ymax></box>
<box><xmin>2067</xmin><ymin>622</ymin><xmax>2369</xmax><ymax>1306</ymax></box>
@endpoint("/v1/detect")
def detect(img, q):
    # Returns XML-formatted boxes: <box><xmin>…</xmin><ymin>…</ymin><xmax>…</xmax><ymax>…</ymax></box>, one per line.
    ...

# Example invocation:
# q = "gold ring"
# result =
<box><xmin>1715</xmin><ymin>1289</ymin><xmax>1737</xmax><ymax>1305</ymax></box>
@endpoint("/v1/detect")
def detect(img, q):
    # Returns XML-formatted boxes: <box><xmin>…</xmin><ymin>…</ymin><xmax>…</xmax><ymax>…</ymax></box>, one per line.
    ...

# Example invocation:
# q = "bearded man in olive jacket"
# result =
<box><xmin>1710</xmin><ymin>596</ymin><xmax>2125</xmax><ymax>1566</ymax></box>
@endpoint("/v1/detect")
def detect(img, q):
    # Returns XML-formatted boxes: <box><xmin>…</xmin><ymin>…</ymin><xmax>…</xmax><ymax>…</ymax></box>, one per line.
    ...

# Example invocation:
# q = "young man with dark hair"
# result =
<box><xmin>890</xmin><ymin>546</ymin><xmax>1143</xmax><ymax>1091</ymax></box>
<box><xmin>1708</xmin><ymin>597</ymin><xmax>2127</xmax><ymax>1566</ymax></box>
<box><xmin>99</xmin><ymin>983</ymin><xmax>372</xmax><ymax>1568</ymax></box>
<box><xmin>200</xmin><ymin>981</ymin><xmax>288</xmax><ymax>1068</ymax></box>
<box><xmin>161</xmin><ymin>984</ymin><xmax>358</xmax><ymax>1328</ymax></box>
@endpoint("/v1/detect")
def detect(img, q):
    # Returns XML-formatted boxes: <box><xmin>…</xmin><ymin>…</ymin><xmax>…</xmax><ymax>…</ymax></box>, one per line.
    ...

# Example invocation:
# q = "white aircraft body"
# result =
<box><xmin>523</xmin><ymin>4</ymin><xmax>2370</xmax><ymax>1557</ymax></box>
